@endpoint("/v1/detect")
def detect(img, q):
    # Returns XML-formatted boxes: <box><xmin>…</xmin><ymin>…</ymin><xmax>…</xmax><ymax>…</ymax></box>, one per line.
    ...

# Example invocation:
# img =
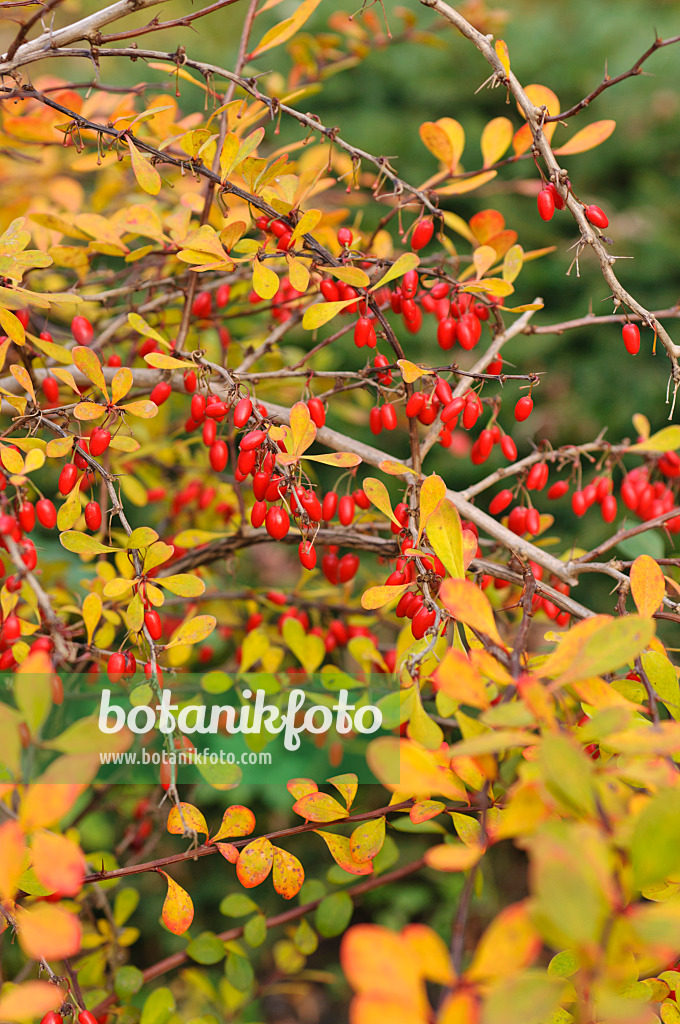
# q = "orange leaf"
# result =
<box><xmin>466</xmin><ymin>901</ymin><xmax>541</xmax><ymax>981</ymax></box>
<box><xmin>553</xmin><ymin>119</ymin><xmax>615</xmax><ymax>155</ymax></box>
<box><xmin>512</xmin><ymin>122</ymin><xmax>533</xmax><ymax>156</ymax></box>
<box><xmin>215</xmin><ymin>842</ymin><xmax>239</xmax><ymax>863</ymax></box>
<box><xmin>434</xmin><ymin>648</ymin><xmax>489</xmax><ymax>709</ymax></box>
<box><xmin>127</xmin><ymin>137</ymin><xmax>161</xmax><ymax>195</ymax></box>
<box><xmin>424</xmin><ymin>842</ymin><xmax>484</xmax><ymax>872</ymax></box>
<box><xmin>469</xmin><ymin>209</ymin><xmax>505</xmax><ymax>244</ymax></box>
<box><xmin>438</xmin><ymin>989</ymin><xmax>481</xmax><ymax>1024</ymax></box>
<box><xmin>630</xmin><ymin>554</ymin><xmax>665</xmax><ymax>618</ymax></box>
<box><xmin>341</xmin><ymin>924</ymin><xmax>428</xmax><ymax>1014</ymax></box>
<box><xmin>409</xmin><ymin>800</ymin><xmax>446</xmax><ymax>824</ymax></box>
<box><xmin>0</xmin><ymin>821</ymin><xmax>26</xmax><ymax>901</ymax></box>
<box><xmin>397</xmin><ymin>358</ymin><xmax>433</xmax><ymax>383</ymax></box>
<box><xmin>20</xmin><ymin>780</ymin><xmax>87</xmax><ymax>829</ymax></box>
<box><xmin>419</xmin><ymin>121</ymin><xmax>453</xmax><ymax>168</ymax></box>
<box><xmin>9</xmin><ymin>365</ymin><xmax>35</xmax><ymax>403</ymax></box>
<box><xmin>494</xmin><ymin>39</ymin><xmax>510</xmax><ymax>77</ymax></box>
<box><xmin>367</xmin><ymin>737</ymin><xmax>467</xmax><ymax>802</ymax></box>
<box><xmin>166</xmin><ymin>802</ymin><xmax>209</xmax><ymax>837</ymax></box>
<box><xmin>272</xmin><ymin>846</ymin><xmax>305</xmax><ymax>899</ymax></box>
<box><xmin>436</xmin><ymin>171</ymin><xmax>497</xmax><ymax>196</ymax></box>
<box><xmin>236</xmin><ymin>836</ymin><xmax>274</xmax><ymax>887</ymax></box>
<box><xmin>31</xmin><ymin>831</ymin><xmax>86</xmax><ymax>897</ymax></box>
<box><xmin>520</xmin><ymin>85</ymin><xmax>560</xmax><ymax>144</ymax></box>
<box><xmin>481</xmin><ymin>117</ymin><xmax>513</xmax><ymax>167</ymax></box>
<box><xmin>439</xmin><ymin>578</ymin><xmax>505</xmax><ymax>648</ymax></box>
<box><xmin>159</xmin><ymin>870</ymin><xmax>194</xmax><ymax>935</ymax></box>
<box><xmin>315</xmin><ymin>831</ymin><xmax>374</xmax><ymax>875</ymax></box>
<box><xmin>17</xmin><ymin>903</ymin><xmax>82</xmax><ymax>960</ymax></box>
<box><xmin>293</xmin><ymin>791</ymin><xmax>348</xmax><ymax>822</ymax></box>
<box><xmin>0</xmin><ymin>981</ymin><xmax>65</xmax><ymax>1023</ymax></box>
<box><xmin>210</xmin><ymin>805</ymin><xmax>256</xmax><ymax>843</ymax></box>
<box><xmin>402</xmin><ymin>923</ymin><xmax>456</xmax><ymax>985</ymax></box>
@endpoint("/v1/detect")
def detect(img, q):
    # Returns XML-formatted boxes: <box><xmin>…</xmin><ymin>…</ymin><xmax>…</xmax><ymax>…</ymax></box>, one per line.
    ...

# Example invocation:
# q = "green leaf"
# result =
<box><xmin>243</xmin><ymin>912</ymin><xmax>267</xmax><ymax>947</ymax></box>
<box><xmin>631</xmin><ymin>790</ymin><xmax>680</xmax><ymax>890</ymax></box>
<box><xmin>140</xmin><ymin>987</ymin><xmax>175</xmax><ymax>1024</ymax></box>
<box><xmin>371</xmin><ymin>252</ymin><xmax>420</xmax><ymax>291</ymax></box>
<box><xmin>315</xmin><ymin>891</ymin><xmax>353</xmax><ymax>937</ymax></box>
<box><xmin>220</xmin><ymin>893</ymin><xmax>259</xmax><ymax>917</ymax></box>
<box><xmin>628</xmin><ymin>426</ymin><xmax>680</xmax><ymax>453</ymax></box>
<box><xmin>186</xmin><ymin>931</ymin><xmax>226</xmax><ymax>965</ymax></box>
<box><xmin>114</xmin><ymin>965</ymin><xmax>144</xmax><ymax>1000</ymax></box>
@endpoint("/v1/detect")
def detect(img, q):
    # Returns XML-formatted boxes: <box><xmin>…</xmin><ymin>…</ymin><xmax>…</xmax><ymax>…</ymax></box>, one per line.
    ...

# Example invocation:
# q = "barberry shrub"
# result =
<box><xmin>0</xmin><ymin>3</ymin><xmax>679</xmax><ymax>1024</ymax></box>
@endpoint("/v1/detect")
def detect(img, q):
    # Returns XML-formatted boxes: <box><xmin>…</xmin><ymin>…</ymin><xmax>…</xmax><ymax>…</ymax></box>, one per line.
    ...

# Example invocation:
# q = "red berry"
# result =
<box><xmin>209</xmin><ymin>440</ymin><xmax>228</xmax><ymax>472</ymax></box>
<box><xmin>507</xmin><ymin>506</ymin><xmax>528</xmax><ymax>535</ymax></box>
<box><xmin>298</xmin><ymin>541</ymin><xmax>317</xmax><ymax>570</ymax></box>
<box><xmin>71</xmin><ymin>315</ymin><xmax>94</xmax><ymax>345</ymax></box>
<box><xmin>184</xmin><ymin>370</ymin><xmax>197</xmax><ymax>393</ymax></box>
<box><xmin>622</xmin><ymin>323</ymin><xmax>640</xmax><ymax>355</ymax></box>
<box><xmin>239</xmin><ymin>429</ymin><xmax>266</xmax><ymax>451</ymax></box>
<box><xmin>42</xmin><ymin>376</ymin><xmax>59</xmax><ymax>403</ymax></box>
<box><xmin>526</xmin><ymin>462</ymin><xmax>549</xmax><ymax>491</ymax></box>
<box><xmin>337</xmin><ymin>552</ymin><xmax>360</xmax><ymax>583</ymax></box>
<box><xmin>514</xmin><ymin>396</ymin><xmax>534</xmax><ymax>422</ymax></box>
<box><xmin>144</xmin><ymin>610</ymin><xmax>162</xmax><ymax>641</ymax></box>
<box><xmin>546</xmin><ymin>183</ymin><xmax>565</xmax><ymax>210</ymax></box>
<box><xmin>525</xmin><ymin>507</ymin><xmax>541</xmax><ymax>535</ymax></box>
<box><xmin>322</xmin><ymin>492</ymin><xmax>338</xmax><ymax>521</ymax></box>
<box><xmin>251</xmin><ymin>500</ymin><xmax>267</xmax><ymax>528</ymax></box>
<box><xmin>571</xmin><ymin>491</ymin><xmax>587</xmax><ymax>517</ymax></box>
<box><xmin>411</xmin><ymin>218</ymin><xmax>434</xmax><ymax>251</ymax></box>
<box><xmin>78</xmin><ymin>1011</ymin><xmax>99</xmax><ymax>1024</ymax></box>
<box><xmin>338</xmin><ymin>495</ymin><xmax>355</xmax><ymax>526</ymax></box>
<box><xmin>36</xmin><ymin>498</ymin><xmax>57</xmax><ymax>529</ymax></box>
<box><xmin>406</xmin><ymin>393</ymin><xmax>426</xmax><ymax>419</ymax></box>
<box><xmin>265</xmin><ymin>506</ymin><xmax>290</xmax><ymax>540</ymax></box>
<box><xmin>369</xmin><ymin>407</ymin><xmax>382</xmax><ymax>435</ymax></box>
<box><xmin>85</xmin><ymin>501</ymin><xmax>102</xmax><ymax>531</ymax></box>
<box><xmin>584</xmin><ymin>204</ymin><xmax>608</xmax><ymax>229</ymax></box>
<box><xmin>411</xmin><ymin>604</ymin><xmax>436</xmax><ymax>640</ymax></box>
<box><xmin>89</xmin><ymin>427</ymin><xmax>111</xmax><ymax>456</ymax></box>
<box><xmin>489</xmin><ymin>489</ymin><xmax>513</xmax><ymax>515</ymax></box>
<box><xmin>233</xmin><ymin>397</ymin><xmax>253</xmax><ymax>428</ymax></box>
<box><xmin>192</xmin><ymin>291</ymin><xmax>212</xmax><ymax>318</ymax></box>
<box><xmin>59</xmin><ymin>463</ymin><xmax>79</xmax><ymax>494</ymax></box>
<box><xmin>150</xmin><ymin>381</ymin><xmax>172</xmax><ymax>406</ymax></box>
<box><xmin>354</xmin><ymin>317</ymin><xmax>376</xmax><ymax>349</ymax></box>
<box><xmin>18</xmin><ymin>501</ymin><xmax>35</xmax><ymax>533</ymax></box>
<box><xmin>320</xmin><ymin>279</ymin><xmax>340</xmax><ymax>302</ymax></box>
<box><xmin>457</xmin><ymin>313</ymin><xmax>482</xmax><ymax>350</ymax></box>
<box><xmin>337</xmin><ymin>227</ymin><xmax>353</xmax><ymax>247</ymax></box>
<box><xmin>307</xmin><ymin>397</ymin><xmax>325</xmax><ymax>427</ymax></box>
<box><xmin>380</xmin><ymin>403</ymin><xmax>397</xmax><ymax>431</ymax></box>
<box><xmin>537</xmin><ymin>188</ymin><xmax>555</xmax><ymax>221</ymax></box>
<box><xmin>547</xmin><ymin>480</ymin><xmax>569</xmax><ymax>500</ymax></box>
<box><xmin>39</xmin><ymin>1012</ymin><xmax>61</xmax><ymax>1024</ymax></box>
<box><xmin>402</xmin><ymin>270</ymin><xmax>418</xmax><ymax>299</ymax></box>
<box><xmin>216</xmin><ymin>283</ymin><xmax>231</xmax><ymax>308</ymax></box>
<box><xmin>3</xmin><ymin>615</ymin><xmax>21</xmax><ymax>642</ymax></box>
<box><xmin>601</xmin><ymin>494</ymin><xmax>618</xmax><ymax>523</ymax></box>
<box><xmin>107</xmin><ymin>652</ymin><xmax>126</xmax><ymax>684</ymax></box>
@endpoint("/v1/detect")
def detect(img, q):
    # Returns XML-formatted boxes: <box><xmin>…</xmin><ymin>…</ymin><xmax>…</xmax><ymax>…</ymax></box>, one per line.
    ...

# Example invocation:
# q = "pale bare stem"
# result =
<box><xmin>420</xmin><ymin>0</ymin><xmax>680</xmax><ymax>388</ymax></box>
<box><xmin>419</xmin><ymin>302</ymin><xmax>541</xmax><ymax>461</ymax></box>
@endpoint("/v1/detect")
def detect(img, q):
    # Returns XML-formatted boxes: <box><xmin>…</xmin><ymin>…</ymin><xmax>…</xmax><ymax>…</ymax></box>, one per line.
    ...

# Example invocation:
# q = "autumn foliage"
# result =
<box><xmin>0</xmin><ymin>1</ymin><xmax>679</xmax><ymax>1023</ymax></box>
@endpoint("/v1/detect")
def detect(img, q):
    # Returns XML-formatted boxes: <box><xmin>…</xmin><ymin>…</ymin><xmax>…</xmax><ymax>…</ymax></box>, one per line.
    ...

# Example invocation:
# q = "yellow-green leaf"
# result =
<box><xmin>303</xmin><ymin>452</ymin><xmax>361</xmax><ymax>467</ymax></box>
<box><xmin>127</xmin><ymin>137</ymin><xmax>161</xmax><ymax>196</ymax></box>
<box><xmin>83</xmin><ymin>592</ymin><xmax>102</xmax><ymax>645</ymax></box>
<box><xmin>0</xmin><ymin>307</ymin><xmax>26</xmax><ymax>346</ymax></box>
<box><xmin>168</xmin><ymin>615</ymin><xmax>216</xmax><ymax>647</ymax></box>
<box><xmin>371</xmin><ymin>253</ymin><xmax>420</xmax><ymax>292</ymax></box>
<box><xmin>252</xmin><ymin>259</ymin><xmax>279</xmax><ymax>300</ymax></box>
<box><xmin>302</xmin><ymin>298</ymin><xmax>356</xmax><ymax>330</ymax></box>
<box><xmin>362</xmin><ymin>477</ymin><xmax>401</xmax><ymax>526</ymax></box>
<box><xmin>60</xmin><ymin>531</ymin><xmax>117</xmax><ymax>556</ymax></box>
<box><xmin>417</xmin><ymin>473</ymin><xmax>446</xmax><ymax>544</ymax></box>
<box><xmin>167</xmin><ymin>802</ymin><xmax>209</xmax><ymax>836</ymax></box>
<box><xmin>127</xmin><ymin>312</ymin><xmax>167</xmax><ymax>346</ymax></box>
<box><xmin>73</xmin><ymin>345</ymin><xmax>107</xmax><ymax>397</ymax></box>
<box><xmin>361</xmin><ymin>584</ymin><xmax>408</xmax><ymax>610</ymax></box>
<box><xmin>111</xmin><ymin>367</ymin><xmax>133</xmax><ymax>404</ymax></box>
<box><xmin>249</xmin><ymin>0</ymin><xmax>323</xmax><ymax>57</ymax></box>
<box><xmin>157</xmin><ymin>574</ymin><xmax>206</xmax><ymax>597</ymax></box>
<box><xmin>629</xmin><ymin>426</ymin><xmax>680</xmax><ymax>453</ymax></box>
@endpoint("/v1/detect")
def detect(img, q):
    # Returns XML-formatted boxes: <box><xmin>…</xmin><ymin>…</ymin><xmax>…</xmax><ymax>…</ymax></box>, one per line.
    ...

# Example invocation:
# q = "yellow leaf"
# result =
<box><xmin>290</xmin><ymin>208</ymin><xmax>322</xmax><ymax>244</ymax></box>
<box><xmin>419</xmin><ymin>120</ymin><xmax>453</xmax><ymax>167</ymax></box>
<box><xmin>472</xmin><ymin>244</ymin><xmax>497</xmax><ymax>279</ymax></box>
<box><xmin>302</xmin><ymin>298</ymin><xmax>356</xmax><ymax>330</ymax></box>
<box><xmin>350</xmin><ymin>817</ymin><xmax>385</xmax><ymax>863</ymax></box>
<box><xmin>315</xmin><ymin>831</ymin><xmax>373</xmax><ymax>875</ymax></box>
<box><xmin>252</xmin><ymin>259</ymin><xmax>279</xmax><ymax>300</ymax></box>
<box><xmin>397</xmin><ymin>358</ymin><xmax>432</xmax><ymax>384</ymax></box>
<box><xmin>554</xmin><ymin>119</ymin><xmax>616</xmax><ymax>156</ymax></box>
<box><xmin>439</xmin><ymin>578</ymin><xmax>505</xmax><ymax>648</ymax></box>
<box><xmin>282</xmin><ymin>616</ymin><xmax>325</xmax><ymax>672</ymax></box>
<box><xmin>378</xmin><ymin>459</ymin><xmax>411</xmax><ymax>476</ymax></box>
<box><xmin>236</xmin><ymin>836</ymin><xmax>274</xmax><ymax>887</ymax></box>
<box><xmin>127</xmin><ymin>137</ymin><xmax>161</xmax><ymax>196</ymax></box>
<box><xmin>427</xmin><ymin>499</ymin><xmax>464</xmax><ymax>579</ymax></box>
<box><xmin>22</xmin><ymin>448</ymin><xmax>45</xmax><ymax>474</ymax></box>
<box><xmin>361</xmin><ymin>584</ymin><xmax>409</xmax><ymax>610</ymax></box>
<box><xmin>502</xmin><ymin>244</ymin><xmax>524</xmax><ymax>284</ymax></box>
<box><xmin>495</xmin><ymin>39</ymin><xmax>510</xmax><ymax>77</ymax></box>
<box><xmin>287</xmin><ymin>255</ymin><xmax>310</xmax><ymax>292</ymax></box>
<box><xmin>145</xmin><ymin>352</ymin><xmax>190</xmax><ymax>369</ymax></box>
<box><xmin>157</xmin><ymin>572</ymin><xmax>205</xmax><ymax>598</ymax></box>
<box><xmin>53</xmin><ymin>368</ymin><xmax>80</xmax><ymax>393</ymax></box>
<box><xmin>83</xmin><ymin>592</ymin><xmax>102</xmax><ymax>645</ymax></box>
<box><xmin>467</xmin><ymin>901</ymin><xmax>541</xmax><ymax>980</ymax></box>
<box><xmin>632</xmin><ymin>413</ymin><xmax>650</xmax><ymax>440</ymax></box>
<box><xmin>73</xmin><ymin>345</ymin><xmax>107</xmax><ymax>397</ymax></box>
<box><xmin>249</xmin><ymin>0</ymin><xmax>323</xmax><ymax>57</ymax></box>
<box><xmin>303</xmin><ymin>452</ymin><xmax>361</xmax><ymax>467</ymax></box>
<box><xmin>210</xmin><ymin>805</ymin><xmax>256</xmax><ymax>843</ymax></box>
<box><xmin>127</xmin><ymin>312</ymin><xmax>167</xmax><ymax>346</ymax></box>
<box><xmin>111</xmin><ymin>367</ymin><xmax>133</xmax><ymax>404</ymax></box>
<box><xmin>289</xmin><ymin>401</ymin><xmax>316</xmax><ymax>456</ymax></box>
<box><xmin>272</xmin><ymin>845</ymin><xmax>304</xmax><ymax>899</ymax></box>
<box><xmin>436</xmin><ymin>171</ymin><xmax>497</xmax><ymax>195</ymax></box>
<box><xmin>74</xmin><ymin>401</ymin><xmax>105</xmax><ymax>421</ymax></box>
<box><xmin>417</xmin><ymin>473</ymin><xmax>446</xmax><ymax>544</ymax></box>
<box><xmin>326</xmin><ymin>265</ymin><xmax>371</xmax><ymax>288</ymax></box>
<box><xmin>0</xmin><ymin>446</ymin><xmax>24</xmax><ymax>474</ymax></box>
<box><xmin>60</xmin><ymin>531</ymin><xmax>117</xmax><ymax>556</ymax></box>
<box><xmin>542</xmin><ymin>614</ymin><xmax>655</xmax><ymax>685</ymax></box>
<box><xmin>437</xmin><ymin>117</ymin><xmax>465</xmax><ymax>171</ymax></box>
<box><xmin>293</xmin><ymin>792</ymin><xmax>348</xmax><ymax>822</ymax></box>
<box><xmin>167</xmin><ymin>802</ymin><xmax>209</xmax><ymax>836</ymax></box>
<box><xmin>121</xmin><ymin>400</ymin><xmax>158</xmax><ymax>418</ymax></box>
<box><xmin>168</xmin><ymin>615</ymin><xmax>216</xmax><ymax>647</ymax></box>
<box><xmin>629</xmin><ymin>426</ymin><xmax>680</xmax><ymax>453</ymax></box>
<box><xmin>371</xmin><ymin>253</ymin><xmax>420</xmax><ymax>291</ymax></box>
<box><xmin>481</xmin><ymin>116</ymin><xmax>513</xmax><ymax>167</ymax></box>
<box><xmin>362</xmin><ymin>477</ymin><xmax>401</xmax><ymax>526</ymax></box>
<box><xmin>0</xmin><ymin>306</ymin><xmax>26</xmax><ymax>346</ymax></box>
<box><xmin>9</xmin><ymin>365</ymin><xmax>35</xmax><ymax>403</ymax></box>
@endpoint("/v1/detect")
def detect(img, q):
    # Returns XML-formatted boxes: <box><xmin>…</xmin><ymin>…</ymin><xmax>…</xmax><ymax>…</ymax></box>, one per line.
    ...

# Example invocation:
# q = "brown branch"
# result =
<box><xmin>96</xmin><ymin>0</ymin><xmax>242</xmax><ymax>43</ymax></box>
